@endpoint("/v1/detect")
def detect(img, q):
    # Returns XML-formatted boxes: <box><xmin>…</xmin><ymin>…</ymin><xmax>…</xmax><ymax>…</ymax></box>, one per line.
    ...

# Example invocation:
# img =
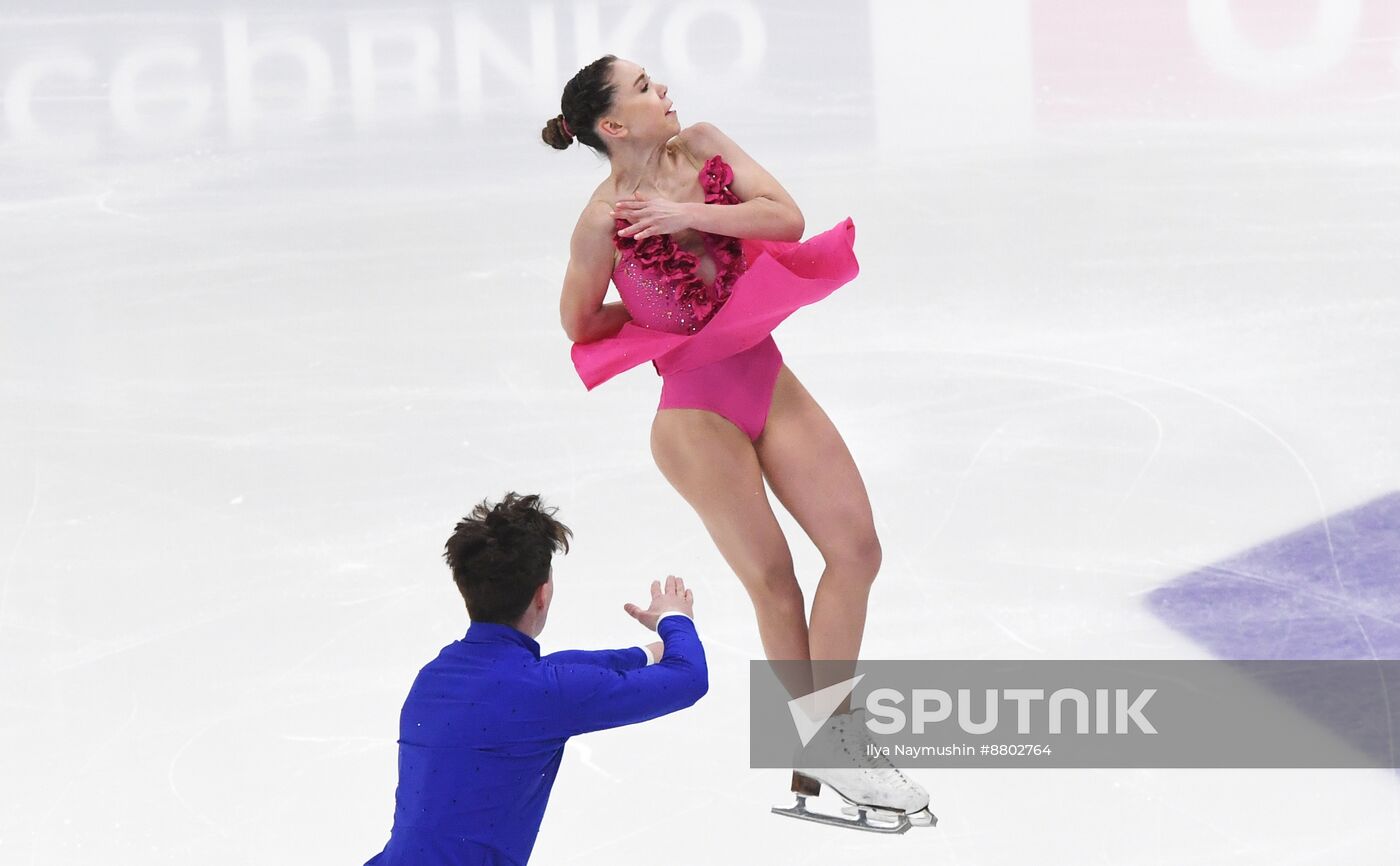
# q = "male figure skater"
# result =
<box><xmin>365</xmin><ymin>492</ymin><xmax>707</xmax><ymax>865</ymax></box>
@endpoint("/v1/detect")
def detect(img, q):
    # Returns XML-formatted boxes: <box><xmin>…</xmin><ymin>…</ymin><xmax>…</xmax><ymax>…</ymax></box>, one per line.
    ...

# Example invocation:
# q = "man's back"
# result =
<box><xmin>366</xmin><ymin>614</ymin><xmax>706</xmax><ymax>866</ymax></box>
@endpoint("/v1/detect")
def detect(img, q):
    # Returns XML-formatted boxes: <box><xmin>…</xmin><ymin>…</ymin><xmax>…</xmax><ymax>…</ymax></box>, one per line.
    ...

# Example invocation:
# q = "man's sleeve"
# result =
<box><xmin>540</xmin><ymin>647</ymin><xmax>648</xmax><ymax>671</ymax></box>
<box><xmin>539</xmin><ymin>614</ymin><xmax>708</xmax><ymax>738</ymax></box>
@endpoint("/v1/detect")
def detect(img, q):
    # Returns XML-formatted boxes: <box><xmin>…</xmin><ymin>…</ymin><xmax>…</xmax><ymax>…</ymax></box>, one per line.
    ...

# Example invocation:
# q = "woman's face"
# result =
<box><xmin>606</xmin><ymin>58</ymin><xmax>678</xmax><ymax>142</ymax></box>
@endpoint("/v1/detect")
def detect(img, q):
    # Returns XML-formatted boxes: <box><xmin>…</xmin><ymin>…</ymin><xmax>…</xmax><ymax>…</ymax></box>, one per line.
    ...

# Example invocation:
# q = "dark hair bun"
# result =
<box><xmin>542</xmin><ymin>115</ymin><xmax>573</xmax><ymax>150</ymax></box>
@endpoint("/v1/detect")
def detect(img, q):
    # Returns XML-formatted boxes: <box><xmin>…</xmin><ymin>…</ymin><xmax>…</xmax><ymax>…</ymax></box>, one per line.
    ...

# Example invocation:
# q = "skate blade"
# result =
<box><xmin>772</xmin><ymin>796</ymin><xmax>911</xmax><ymax>835</ymax></box>
<box><xmin>842</xmin><ymin>803</ymin><xmax>938</xmax><ymax>828</ymax></box>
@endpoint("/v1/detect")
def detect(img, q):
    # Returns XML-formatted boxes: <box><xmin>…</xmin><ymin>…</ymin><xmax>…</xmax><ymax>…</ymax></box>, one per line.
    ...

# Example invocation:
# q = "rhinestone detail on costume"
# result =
<box><xmin>611</xmin><ymin>154</ymin><xmax>749</xmax><ymax>335</ymax></box>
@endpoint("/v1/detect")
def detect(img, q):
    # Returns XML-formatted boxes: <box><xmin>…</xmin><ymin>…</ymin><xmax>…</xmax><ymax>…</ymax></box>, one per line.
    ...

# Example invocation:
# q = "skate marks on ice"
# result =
<box><xmin>817</xmin><ymin>339</ymin><xmax>1392</xmax><ymax>649</ymax></box>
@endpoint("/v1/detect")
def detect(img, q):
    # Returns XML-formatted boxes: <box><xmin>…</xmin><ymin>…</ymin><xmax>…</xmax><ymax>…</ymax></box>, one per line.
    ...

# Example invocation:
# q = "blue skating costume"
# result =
<box><xmin>365</xmin><ymin>612</ymin><xmax>706</xmax><ymax>865</ymax></box>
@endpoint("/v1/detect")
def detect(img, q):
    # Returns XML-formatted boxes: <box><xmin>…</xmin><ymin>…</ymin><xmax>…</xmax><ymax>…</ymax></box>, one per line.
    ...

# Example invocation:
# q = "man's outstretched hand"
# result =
<box><xmin>623</xmin><ymin>575</ymin><xmax>695</xmax><ymax>631</ymax></box>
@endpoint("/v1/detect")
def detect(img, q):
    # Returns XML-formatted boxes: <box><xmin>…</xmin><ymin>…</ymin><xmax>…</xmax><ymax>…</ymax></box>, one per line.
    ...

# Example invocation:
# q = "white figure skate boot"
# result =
<box><xmin>772</xmin><ymin>709</ymin><xmax>937</xmax><ymax>833</ymax></box>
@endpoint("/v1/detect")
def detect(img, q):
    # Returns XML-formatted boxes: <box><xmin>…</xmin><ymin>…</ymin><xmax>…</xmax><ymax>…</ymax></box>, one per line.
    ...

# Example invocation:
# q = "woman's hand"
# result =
<box><xmin>611</xmin><ymin>192</ymin><xmax>694</xmax><ymax>240</ymax></box>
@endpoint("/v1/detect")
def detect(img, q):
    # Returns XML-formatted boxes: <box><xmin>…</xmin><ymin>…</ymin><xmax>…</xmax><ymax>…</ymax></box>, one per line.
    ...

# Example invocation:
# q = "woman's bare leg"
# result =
<box><xmin>651</xmin><ymin>408</ymin><xmax>814</xmax><ymax>699</ymax></box>
<box><xmin>755</xmin><ymin>365</ymin><xmax>882</xmax><ymax>710</ymax></box>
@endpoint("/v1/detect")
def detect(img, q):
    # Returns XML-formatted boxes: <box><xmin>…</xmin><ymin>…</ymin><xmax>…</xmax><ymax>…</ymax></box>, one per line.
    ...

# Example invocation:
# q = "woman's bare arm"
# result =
<box><xmin>560</xmin><ymin>200</ymin><xmax>632</xmax><ymax>343</ymax></box>
<box><xmin>681</xmin><ymin>121</ymin><xmax>805</xmax><ymax>242</ymax></box>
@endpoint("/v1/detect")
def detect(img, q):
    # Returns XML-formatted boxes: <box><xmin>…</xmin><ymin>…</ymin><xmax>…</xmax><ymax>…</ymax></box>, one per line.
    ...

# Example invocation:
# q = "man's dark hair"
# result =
<box><xmin>443</xmin><ymin>492</ymin><xmax>573</xmax><ymax>624</ymax></box>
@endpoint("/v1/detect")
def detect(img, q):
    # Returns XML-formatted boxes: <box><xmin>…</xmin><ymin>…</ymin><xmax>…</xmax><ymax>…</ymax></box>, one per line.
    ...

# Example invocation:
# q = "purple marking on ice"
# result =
<box><xmin>1147</xmin><ymin>491</ymin><xmax>1400</xmax><ymax>660</ymax></box>
<box><xmin>1149</xmin><ymin>493</ymin><xmax>1400</xmax><ymax>769</ymax></box>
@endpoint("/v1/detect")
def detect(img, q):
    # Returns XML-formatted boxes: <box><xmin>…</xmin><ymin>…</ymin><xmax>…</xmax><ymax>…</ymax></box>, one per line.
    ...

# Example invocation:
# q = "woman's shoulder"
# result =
<box><xmin>573</xmin><ymin>189</ymin><xmax>623</xmax><ymax>269</ymax></box>
<box><xmin>675</xmin><ymin>122</ymin><xmax>729</xmax><ymax>164</ymax></box>
<box><xmin>569</xmin><ymin>189</ymin><xmax>621</xmax><ymax>264</ymax></box>
<box><xmin>580</xmin><ymin>183</ymin><xmax>617</xmax><ymax>227</ymax></box>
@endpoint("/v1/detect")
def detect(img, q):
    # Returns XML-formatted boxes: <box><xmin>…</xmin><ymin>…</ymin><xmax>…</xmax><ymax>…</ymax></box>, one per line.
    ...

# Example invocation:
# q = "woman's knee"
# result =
<box><xmin>743</xmin><ymin>558</ymin><xmax>805</xmax><ymax>611</ymax></box>
<box><xmin>823</xmin><ymin>527</ymin><xmax>882</xmax><ymax>585</ymax></box>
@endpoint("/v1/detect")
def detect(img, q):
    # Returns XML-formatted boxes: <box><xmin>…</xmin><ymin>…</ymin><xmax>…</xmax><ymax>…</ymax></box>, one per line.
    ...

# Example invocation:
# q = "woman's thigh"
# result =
<box><xmin>650</xmin><ymin>408</ymin><xmax>796</xmax><ymax>593</ymax></box>
<box><xmin>754</xmin><ymin>365</ymin><xmax>880</xmax><ymax>566</ymax></box>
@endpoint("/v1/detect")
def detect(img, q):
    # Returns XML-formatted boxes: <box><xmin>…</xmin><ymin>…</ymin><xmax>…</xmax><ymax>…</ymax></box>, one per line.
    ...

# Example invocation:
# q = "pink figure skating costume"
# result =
<box><xmin>570</xmin><ymin>153</ymin><xmax>859</xmax><ymax>441</ymax></box>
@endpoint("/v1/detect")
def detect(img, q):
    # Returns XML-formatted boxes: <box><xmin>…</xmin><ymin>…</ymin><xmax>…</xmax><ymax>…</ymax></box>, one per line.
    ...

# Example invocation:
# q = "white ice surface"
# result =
<box><xmin>3</xmin><ymin>2</ymin><xmax>1400</xmax><ymax>864</ymax></box>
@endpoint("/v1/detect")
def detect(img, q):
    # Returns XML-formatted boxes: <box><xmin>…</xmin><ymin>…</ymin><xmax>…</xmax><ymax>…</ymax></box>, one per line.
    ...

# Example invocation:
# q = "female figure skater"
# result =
<box><xmin>542</xmin><ymin>55</ymin><xmax>934</xmax><ymax>831</ymax></box>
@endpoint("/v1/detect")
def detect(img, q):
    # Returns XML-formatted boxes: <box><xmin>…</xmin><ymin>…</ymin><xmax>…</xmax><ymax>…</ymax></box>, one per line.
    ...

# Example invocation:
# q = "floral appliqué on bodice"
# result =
<box><xmin>611</xmin><ymin>154</ymin><xmax>747</xmax><ymax>334</ymax></box>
